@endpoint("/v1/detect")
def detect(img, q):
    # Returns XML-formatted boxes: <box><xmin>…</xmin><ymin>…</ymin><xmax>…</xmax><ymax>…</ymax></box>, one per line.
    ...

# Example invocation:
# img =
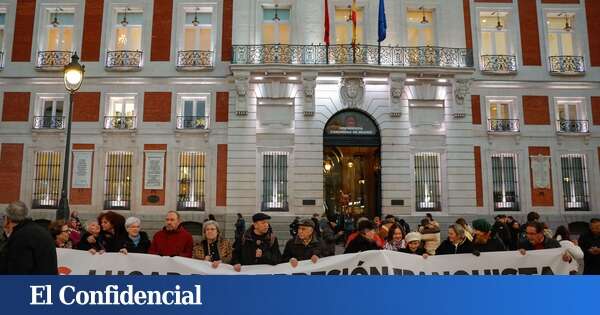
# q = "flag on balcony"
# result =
<box><xmin>378</xmin><ymin>0</ymin><xmax>387</xmax><ymax>43</ymax></box>
<box><xmin>351</xmin><ymin>0</ymin><xmax>358</xmax><ymax>45</ymax></box>
<box><xmin>324</xmin><ymin>0</ymin><xmax>330</xmax><ymax>45</ymax></box>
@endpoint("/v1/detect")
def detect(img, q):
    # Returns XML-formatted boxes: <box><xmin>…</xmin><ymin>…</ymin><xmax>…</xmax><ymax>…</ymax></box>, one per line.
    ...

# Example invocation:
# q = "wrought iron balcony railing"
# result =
<box><xmin>232</xmin><ymin>44</ymin><xmax>473</xmax><ymax>68</ymax></box>
<box><xmin>0</xmin><ymin>51</ymin><xmax>4</xmax><ymax>70</ymax></box>
<box><xmin>556</xmin><ymin>119</ymin><xmax>589</xmax><ymax>133</ymax></box>
<box><xmin>104</xmin><ymin>116</ymin><xmax>136</xmax><ymax>130</ymax></box>
<box><xmin>33</xmin><ymin>116</ymin><xmax>65</xmax><ymax>129</ymax></box>
<box><xmin>176</xmin><ymin>50</ymin><xmax>214</xmax><ymax>70</ymax></box>
<box><xmin>36</xmin><ymin>51</ymin><xmax>72</xmax><ymax>70</ymax></box>
<box><xmin>480</xmin><ymin>55</ymin><xmax>517</xmax><ymax>74</ymax></box>
<box><xmin>105</xmin><ymin>50</ymin><xmax>143</xmax><ymax>70</ymax></box>
<box><xmin>488</xmin><ymin>119</ymin><xmax>520</xmax><ymax>132</ymax></box>
<box><xmin>548</xmin><ymin>56</ymin><xmax>585</xmax><ymax>75</ymax></box>
<box><xmin>176</xmin><ymin>116</ymin><xmax>209</xmax><ymax>130</ymax></box>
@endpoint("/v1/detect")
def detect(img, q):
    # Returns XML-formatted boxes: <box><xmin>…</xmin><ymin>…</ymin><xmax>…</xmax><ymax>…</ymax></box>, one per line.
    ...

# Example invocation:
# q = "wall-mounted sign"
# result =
<box><xmin>144</xmin><ymin>152</ymin><xmax>165</xmax><ymax>190</ymax></box>
<box><xmin>72</xmin><ymin>151</ymin><xmax>93</xmax><ymax>189</ymax></box>
<box><xmin>324</xmin><ymin>111</ymin><xmax>378</xmax><ymax>137</ymax></box>
<box><xmin>531</xmin><ymin>155</ymin><xmax>551</xmax><ymax>189</ymax></box>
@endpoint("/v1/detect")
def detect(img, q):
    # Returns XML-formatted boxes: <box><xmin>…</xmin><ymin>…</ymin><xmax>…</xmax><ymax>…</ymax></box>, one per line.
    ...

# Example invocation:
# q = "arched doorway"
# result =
<box><xmin>323</xmin><ymin>110</ymin><xmax>381</xmax><ymax>219</ymax></box>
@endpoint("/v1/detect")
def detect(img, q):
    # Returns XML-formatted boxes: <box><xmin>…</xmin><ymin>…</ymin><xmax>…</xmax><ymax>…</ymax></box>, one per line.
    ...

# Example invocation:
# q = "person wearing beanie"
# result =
<box><xmin>231</xmin><ymin>213</ymin><xmax>281</xmax><ymax>271</ymax></box>
<box><xmin>472</xmin><ymin>219</ymin><xmax>507</xmax><ymax>254</ymax></box>
<box><xmin>400</xmin><ymin>232</ymin><xmax>428</xmax><ymax>258</ymax></box>
<box><xmin>282</xmin><ymin>219</ymin><xmax>325</xmax><ymax>267</ymax></box>
<box><xmin>344</xmin><ymin>220</ymin><xmax>381</xmax><ymax>254</ymax></box>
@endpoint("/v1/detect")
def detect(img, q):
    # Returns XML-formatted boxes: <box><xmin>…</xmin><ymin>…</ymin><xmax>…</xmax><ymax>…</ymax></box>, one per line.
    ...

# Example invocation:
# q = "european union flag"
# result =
<box><xmin>378</xmin><ymin>0</ymin><xmax>387</xmax><ymax>43</ymax></box>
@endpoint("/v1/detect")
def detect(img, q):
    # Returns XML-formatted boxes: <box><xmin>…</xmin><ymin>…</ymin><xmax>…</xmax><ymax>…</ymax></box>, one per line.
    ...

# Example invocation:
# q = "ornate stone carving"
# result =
<box><xmin>234</xmin><ymin>73</ymin><xmax>249</xmax><ymax>115</ymax></box>
<box><xmin>303</xmin><ymin>77</ymin><xmax>316</xmax><ymax>116</ymax></box>
<box><xmin>340</xmin><ymin>78</ymin><xmax>364</xmax><ymax>108</ymax></box>
<box><xmin>453</xmin><ymin>79</ymin><xmax>471</xmax><ymax>119</ymax></box>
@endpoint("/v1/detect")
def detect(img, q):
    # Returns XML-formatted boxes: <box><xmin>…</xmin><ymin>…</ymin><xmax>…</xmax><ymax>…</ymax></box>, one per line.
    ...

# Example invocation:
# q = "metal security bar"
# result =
<box><xmin>32</xmin><ymin>151</ymin><xmax>61</xmax><ymax>209</ymax></box>
<box><xmin>36</xmin><ymin>51</ymin><xmax>72</xmax><ymax>70</ymax></box>
<box><xmin>176</xmin><ymin>50</ymin><xmax>214</xmax><ymax>70</ymax></box>
<box><xmin>480</xmin><ymin>55</ymin><xmax>518</xmax><ymax>74</ymax></box>
<box><xmin>548</xmin><ymin>56</ymin><xmax>585</xmax><ymax>75</ymax></box>
<box><xmin>488</xmin><ymin>119</ymin><xmax>520</xmax><ymax>132</ymax></box>
<box><xmin>105</xmin><ymin>50</ymin><xmax>143</xmax><ymax>70</ymax></box>
<box><xmin>560</xmin><ymin>154</ymin><xmax>589</xmax><ymax>211</ymax></box>
<box><xmin>104</xmin><ymin>152</ymin><xmax>132</xmax><ymax>210</ymax></box>
<box><xmin>177</xmin><ymin>152</ymin><xmax>206</xmax><ymax>211</ymax></box>
<box><xmin>491</xmin><ymin>154</ymin><xmax>519</xmax><ymax>211</ymax></box>
<box><xmin>104</xmin><ymin>116</ymin><xmax>136</xmax><ymax>130</ymax></box>
<box><xmin>232</xmin><ymin>44</ymin><xmax>473</xmax><ymax>68</ymax></box>
<box><xmin>415</xmin><ymin>152</ymin><xmax>441</xmax><ymax>212</ymax></box>
<box><xmin>176</xmin><ymin>116</ymin><xmax>209</xmax><ymax>129</ymax></box>
<box><xmin>261</xmin><ymin>152</ymin><xmax>289</xmax><ymax>211</ymax></box>
<box><xmin>556</xmin><ymin>120</ymin><xmax>589</xmax><ymax>133</ymax></box>
<box><xmin>33</xmin><ymin>116</ymin><xmax>65</xmax><ymax>129</ymax></box>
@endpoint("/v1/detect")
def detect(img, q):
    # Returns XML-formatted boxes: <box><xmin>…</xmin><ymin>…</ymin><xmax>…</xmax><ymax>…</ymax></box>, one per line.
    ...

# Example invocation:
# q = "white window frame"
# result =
<box><xmin>31</xmin><ymin>151</ymin><xmax>62</xmax><ymax>208</ymax></box>
<box><xmin>542</xmin><ymin>7</ymin><xmax>583</xmax><ymax>59</ymax></box>
<box><xmin>485</xmin><ymin>96</ymin><xmax>519</xmax><ymax>131</ymax></box>
<box><xmin>38</xmin><ymin>8</ymin><xmax>75</xmax><ymax>52</ymax></box>
<box><xmin>176</xmin><ymin>93</ymin><xmax>211</xmax><ymax>130</ymax></box>
<box><xmin>559</xmin><ymin>153</ymin><xmax>590</xmax><ymax>211</ymax></box>
<box><xmin>411</xmin><ymin>151</ymin><xmax>444</xmax><ymax>213</ymax></box>
<box><xmin>489</xmin><ymin>152</ymin><xmax>520</xmax><ymax>211</ymax></box>
<box><xmin>477</xmin><ymin>9</ymin><xmax>514</xmax><ymax>56</ymax></box>
<box><xmin>104</xmin><ymin>94</ymin><xmax>137</xmax><ymax>129</ymax></box>
<box><xmin>109</xmin><ymin>7</ymin><xmax>144</xmax><ymax>52</ymax></box>
<box><xmin>35</xmin><ymin>94</ymin><xmax>66</xmax><ymax>118</ymax></box>
<box><xmin>0</xmin><ymin>7</ymin><xmax>7</xmax><ymax>54</ymax></box>
<box><xmin>177</xmin><ymin>5</ymin><xmax>216</xmax><ymax>52</ymax></box>
<box><xmin>406</xmin><ymin>7</ymin><xmax>437</xmax><ymax>47</ymax></box>
<box><xmin>261</xmin><ymin>5</ymin><xmax>291</xmax><ymax>45</ymax></box>
<box><xmin>177</xmin><ymin>151</ymin><xmax>207</xmax><ymax>211</ymax></box>
<box><xmin>257</xmin><ymin>148</ymin><xmax>293</xmax><ymax>212</ymax></box>
<box><xmin>103</xmin><ymin>151</ymin><xmax>134</xmax><ymax>210</ymax></box>
<box><xmin>333</xmin><ymin>5</ymin><xmax>364</xmax><ymax>45</ymax></box>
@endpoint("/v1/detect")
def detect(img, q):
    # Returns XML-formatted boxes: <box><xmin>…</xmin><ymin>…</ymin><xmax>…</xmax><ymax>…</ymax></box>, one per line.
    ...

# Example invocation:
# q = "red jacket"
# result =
<box><xmin>148</xmin><ymin>226</ymin><xmax>194</xmax><ymax>258</ymax></box>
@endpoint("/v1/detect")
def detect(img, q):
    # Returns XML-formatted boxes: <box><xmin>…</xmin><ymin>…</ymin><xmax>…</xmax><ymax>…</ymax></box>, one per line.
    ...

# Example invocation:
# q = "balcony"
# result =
<box><xmin>36</xmin><ymin>51</ymin><xmax>72</xmax><ymax>71</ymax></box>
<box><xmin>176</xmin><ymin>50</ymin><xmax>214</xmax><ymax>71</ymax></box>
<box><xmin>480</xmin><ymin>55</ymin><xmax>517</xmax><ymax>74</ymax></box>
<box><xmin>556</xmin><ymin>120</ymin><xmax>589</xmax><ymax>133</ymax></box>
<box><xmin>104</xmin><ymin>116</ymin><xmax>136</xmax><ymax>130</ymax></box>
<box><xmin>176</xmin><ymin>116</ymin><xmax>209</xmax><ymax>130</ymax></box>
<box><xmin>548</xmin><ymin>56</ymin><xmax>585</xmax><ymax>75</ymax></box>
<box><xmin>232</xmin><ymin>44</ymin><xmax>473</xmax><ymax>69</ymax></box>
<box><xmin>105</xmin><ymin>50</ymin><xmax>143</xmax><ymax>71</ymax></box>
<box><xmin>488</xmin><ymin>119</ymin><xmax>520</xmax><ymax>133</ymax></box>
<box><xmin>33</xmin><ymin>116</ymin><xmax>65</xmax><ymax>130</ymax></box>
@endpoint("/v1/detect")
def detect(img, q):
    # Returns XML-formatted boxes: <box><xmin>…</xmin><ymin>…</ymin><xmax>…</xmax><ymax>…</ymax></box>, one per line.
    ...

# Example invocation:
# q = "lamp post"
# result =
<box><xmin>56</xmin><ymin>53</ymin><xmax>85</xmax><ymax>220</ymax></box>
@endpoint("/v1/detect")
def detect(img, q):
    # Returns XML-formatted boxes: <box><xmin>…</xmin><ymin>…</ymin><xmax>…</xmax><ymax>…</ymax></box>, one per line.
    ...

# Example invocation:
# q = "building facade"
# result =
<box><xmin>1</xmin><ymin>0</ymin><xmax>599</xmax><ymax>234</ymax></box>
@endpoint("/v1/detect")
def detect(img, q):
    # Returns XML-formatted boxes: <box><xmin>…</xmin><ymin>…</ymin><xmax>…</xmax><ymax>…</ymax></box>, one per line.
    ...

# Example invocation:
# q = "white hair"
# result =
<box><xmin>5</xmin><ymin>201</ymin><xmax>29</xmax><ymax>223</ymax></box>
<box><xmin>125</xmin><ymin>217</ymin><xmax>141</xmax><ymax>228</ymax></box>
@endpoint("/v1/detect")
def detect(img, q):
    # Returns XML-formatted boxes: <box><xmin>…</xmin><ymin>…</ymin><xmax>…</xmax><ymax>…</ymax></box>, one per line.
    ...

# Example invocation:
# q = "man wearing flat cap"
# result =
<box><xmin>282</xmin><ymin>219</ymin><xmax>325</xmax><ymax>268</ymax></box>
<box><xmin>232</xmin><ymin>213</ymin><xmax>281</xmax><ymax>271</ymax></box>
<box><xmin>472</xmin><ymin>219</ymin><xmax>507</xmax><ymax>254</ymax></box>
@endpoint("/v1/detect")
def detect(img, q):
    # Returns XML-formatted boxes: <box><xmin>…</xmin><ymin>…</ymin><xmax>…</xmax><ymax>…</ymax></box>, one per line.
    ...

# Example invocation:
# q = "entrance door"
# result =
<box><xmin>323</xmin><ymin>110</ymin><xmax>381</xmax><ymax>219</ymax></box>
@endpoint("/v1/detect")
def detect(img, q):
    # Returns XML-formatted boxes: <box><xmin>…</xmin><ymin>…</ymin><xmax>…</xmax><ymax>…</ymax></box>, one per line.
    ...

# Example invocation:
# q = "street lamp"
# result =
<box><xmin>57</xmin><ymin>53</ymin><xmax>85</xmax><ymax>220</ymax></box>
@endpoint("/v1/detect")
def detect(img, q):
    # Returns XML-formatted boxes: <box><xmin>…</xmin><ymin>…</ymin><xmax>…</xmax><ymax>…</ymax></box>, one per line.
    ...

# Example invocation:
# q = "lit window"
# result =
<box><xmin>183</xmin><ymin>10</ymin><xmax>212</xmax><ymax>51</ymax></box>
<box><xmin>105</xmin><ymin>96</ymin><xmax>136</xmax><ymax>129</ymax></box>
<box><xmin>104</xmin><ymin>151</ymin><xmax>133</xmax><ymax>210</ymax></box>
<box><xmin>560</xmin><ymin>154</ymin><xmax>589</xmax><ymax>211</ymax></box>
<box><xmin>556</xmin><ymin>100</ymin><xmax>587</xmax><ymax>133</ymax></box>
<box><xmin>32</xmin><ymin>151</ymin><xmax>61</xmax><ymax>209</ymax></box>
<box><xmin>261</xmin><ymin>152</ymin><xmax>289</xmax><ymax>211</ymax></box>
<box><xmin>407</xmin><ymin>8</ymin><xmax>435</xmax><ymax>46</ymax></box>
<box><xmin>414</xmin><ymin>152</ymin><xmax>441</xmax><ymax>211</ymax></box>
<box><xmin>177</xmin><ymin>95</ymin><xmax>208</xmax><ymax>129</ymax></box>
<box><xmin>479</xmin><ymin>11</ymin><xmax>510</xmax><ymax>55</ymax></box>
<box><xmin>0</xmin><ymin>11</ymin><xmax>6</xmax><ymax>53</ymax></box>
<box><xmin>546</xmin><ymin>13</ymin><xmax>575</xmax><ymax>56</ymax></box>
<box><xmin>262</xmin><ymin>6</ymin><xmax>290</xmax><ymax>44</ymax></box>
<box><xmin>177</xmin><ymin>152</ymin><xmax>206</xmax><ymax>211</ymax></box>
<box><xmin>113</xmin><ymin>9</ymin><xmax>143</xmax><ymax>51</ymax></box>
<box><xmin>491</xmin><ymin>153</ymin><xmax>519</xmax><ymax>211</ymax></box>
<box><xmin>44</xmin><ymin>10</ymin><xmax>74</xmax><ymax>51</ymax></box>
<box><xmin>334</xmin><ymin>6</ymin><xmax>363</xmax><ymax>44</ymax></box>
<box><xmin>34</xmin><ymin>96</ymin><xmax>65</xmax><ymax>129</ymax></box>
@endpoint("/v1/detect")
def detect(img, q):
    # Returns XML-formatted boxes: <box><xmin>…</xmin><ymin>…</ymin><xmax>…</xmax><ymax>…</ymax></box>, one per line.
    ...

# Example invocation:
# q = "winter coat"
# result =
<box><xmin>578</xmin><ymin>231</ymin><xmax>600</xmax><ymax>275</ymax></box>
<box><xmin>76</xmin><ymin>232</ymin><xmax>104</xmax><ymax>251</ymax></box>
<box><xmin>319</xmin><ymin>219</ymin><xmax>337</xmax><ymax>257</ymax></box>
<box><xmin>148</xmin><ymin>226</ymin><xmax>194</xmax><ymax>258</ymax></box>
<box><xmin>492</xmin><ymin>222</ymin><xmax>512</xmax><ymax>250</ymax></box>
<box><xmin>232</xmin><ymin>226</ymin><xmax>281</xmax><ymax>265</ymax></box>
<box><xmin>559</xmin><ymin>240</ymin><xmax>584</xmax><ymax>274</ymax></box>
<box><xmin>97</xmin><ymin>230</ymin><xmax>127</xmax><ymax>253</ymax></box>
<box><xmin>0</xmin><ymin>232</ymin><xmax>8</xmax><ymax>274</ymax></box>
<box><xmin>235</xmin><ymin>218</ymin><xmax>246</xmax><ymax>240</ymax></box>
<box><xmin>120</xmin><ymin>231</ymin><xmax>151</xmax><ymax>254</ymax></box>
<box><xmin>344</xmin><ymin>234</ymin><xmax>380</xmax><ymax>254</ymax></box>
<box><xmin>193</xmin><ymin>238</ymin><xmax>233</xmax><ymax>264</ymax></box>
<box><xmin>419</xmin><ymin>226</ymin><xmax>441</xmax><ymax>255</ymax></box>
<box><xmin>4</xmin><ymin>219</ymin><xmax>57</xmax><ymax>275</ymax></box>
<box><xmin>472</xmin><ymin>237</ymin><xmax>507</xmax><ymax>253</ymax></box>
<box><xmin>282</xmin><ymin>236</ymin><xmax>324</xmax><ymax>262</ymax></box>
<box><xmin>400</xmin><ymin>246</ymin><xmax>426</xmax><ymax>256</ymax></box>
<box><xmin>435</xmin><ymin>238</ymin><xmax>474</xmax><ymax>255</ymax></box>
<box><xmin>518</xmin><ymin>237</ymin><xmax>561</xmax><ymax>251</ymax></box>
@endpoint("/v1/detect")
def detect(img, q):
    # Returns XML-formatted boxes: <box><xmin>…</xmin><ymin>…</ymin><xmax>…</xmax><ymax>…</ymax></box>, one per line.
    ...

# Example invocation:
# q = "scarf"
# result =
<box><xmin>129</xmin><ymin>234</ymin><xmax>141</xmax><ymax>247</ymax></box>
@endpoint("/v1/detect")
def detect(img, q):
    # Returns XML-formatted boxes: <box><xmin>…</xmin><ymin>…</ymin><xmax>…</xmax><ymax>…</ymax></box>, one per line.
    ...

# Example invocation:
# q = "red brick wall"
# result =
<box><xmin>541</xmin><ymin>0</ymin><xmax>579</xmax><ymax>3</ymax></box>
<box><xmin>141</xmin><ymin>144</ymin><xmax>167</xmax><ymax>206</ymax></box>
<box><xmin>519</xmin><ymin>0</ymin><xmax>542</xmax><ymax>66</ymax></box>
<box><xmin>529</xmin><ymin>147</ymin><xmax>554</xmax><ymax>207</ymax></box>
<box><xmin>474</xmin><ymin>146</ymin><xmax>484</xmax><ymax>207</ymax></box>
<box><xmin>215</xmin><ymin>92</ymin><xmax>229</xmax><ymax>123</ymax></box>
<box><xmin>70</xmin><ymin>144</ymin><xmax>95</xmax><ymax>205</ymax></box>
<box><xmin>0</xmin><ymin>144</ymin><xmax>24</xmax><ymax>203</ymax></box>
<box><xmin>592</xmin><ymin>97</ymin><xmax>600</xmax><ymax>125</ymax></box>
<box><xmin>463</xmin><ymin>0</ymin><xmax>473</xmax><ymax>49</ymax></box>
<box><xmin>73</xmin><ymin>92</ymin><xmax>101</xmax><ymax>122</ymax></box>
<box><xmin>216</xmin><ymin>144</ymin><xmax>227</xmax><ymax>206</ymax></box>
<box><xmin>11</xmin><ymin>0</ymin><xmax>36</xmax><ymax>62</ymax></box>
<box><xmin>150</xmin><ymin>0</ymin><xmax>173</xmax><ymax>61</ymax></box>
<box><xmin>143</xmin><ymin>92</ymin><xmax>172</xmax><ymax>122</ymax></box>
<box><xmin>221</xmin><ymin>0</ymin><xmax>233</xmax><ymax>61</ymax></box>
<box><xmin>2</xmin><ymin>92</ymin><xmax>30</xmax><ymax>122</ymax></box>
<box><xmin>81</xmin><ymin>0</ymin><xmax>104</xmax><ymax>62</ymax></box>
<box><xmin>586</xmin><ymin>0</ymin><xmax>600</xmax><ymax>66</ymax></box>
<box><xmin>523</xmin><ymin>96</ymin><xmax>550</xmax><ymax>125</ymax></box>
<box><xmin>475</xmin><ymin>0</ymin><xmax>513</xmax><ymax>2</ymax></box>
<box><xmin>471</xmin><ymin>95</ymin><xmax>481</xmax><ymax>125</ymax></box>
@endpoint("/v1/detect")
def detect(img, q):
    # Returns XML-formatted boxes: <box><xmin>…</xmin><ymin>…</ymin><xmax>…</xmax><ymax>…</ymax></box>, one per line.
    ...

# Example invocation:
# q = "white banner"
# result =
<box><xmin>57</xmin><ymin>248</ymin><xmax>576</xmax><ymax>276</ymax></box>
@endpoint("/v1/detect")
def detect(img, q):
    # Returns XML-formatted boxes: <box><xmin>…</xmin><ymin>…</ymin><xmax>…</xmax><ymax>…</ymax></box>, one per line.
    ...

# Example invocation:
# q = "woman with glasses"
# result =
<box><xmin>48</xmin><ymin>220</ymin><xmax>72</xmax><ymax>248</ymax></box>
<box><xmin>193</xmin><ymin>220</ymin><xmax>233</xmax><ymax>269</ymax></box>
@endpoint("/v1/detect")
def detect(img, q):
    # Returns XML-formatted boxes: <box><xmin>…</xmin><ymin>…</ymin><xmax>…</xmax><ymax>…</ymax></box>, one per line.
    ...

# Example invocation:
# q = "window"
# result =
<box><xmin>262</xmin><ymin>6</ymin><xmax>290</xmax><ymax>44</ymax></box>
<box><xmin>491</xmin><ymin>154</ymin><xmax>519</xmax><ymax>211</ymax></box>
<box><xmin>560</xmin><ymin>154</ymin><xmax>589</xmax><ymax>211</ymax></box>
<box><xmin>177</xmin><ymin>95</ymin><xmax>208</xmax><ymax>129</ymax></box>
<box><xmin>407</xmin><ymin>8</ymin><xmax>435</xmax><ymax>46</ymax></box>
<box><xmin>113</xmin><ymin>9</ymin><xmax>142</xmax><ymax>51</ymax></box>
<box><xmin>32</xmin><ymin>151</ymin><xmax>61</xmax><ymax>209</ymax></box>
<box><xmin>479</xmin><ymin>11</ymin><xmax>510</xmax><ymax>56</ymax></box>
<box><xmin>177</xmin><ymin>152</ymin><xmax>206</xmax><ymax>211</ymax></box>
<box><xmin>546</xmin><ymin>13</ymin><xmax>575</xmax><ymax>56</ymax></box>
<box><xmin>105</xmin><ymin>96</ymin><xmax>136</xmax><ymax>129</ymax></box>
<box><xmin>43</xmin><ymin>10</ymin><xmax>74</xmax><ymax>52</ymax></box>
<box><xmin>414</xmin><ymin>152</ymin><xmax>441</xmax><ymax>211</ymax></box>
<box><xmin>0</xmin><ymin>11</ymin><xmax>5</xmax><ymax>53</ymax></box>
<box><xmin>183</xmin><ymin>10</ymin><xmax>212</xmax><ymax>51</ymax></box>
<box><xmin>104</xmin><ymin>151</ymin><xmax>133</xmax><ymax>210</ymax></box>
<box><xmin>334</xmin><ymin>6</ymin><xmax>363</xmax><ymax>44</ymax></box>
<box><xmin>261</xmin><ymin>152</ymin><xmax>289</xmax><ymax>211</ymax></box>
<box><xmin>555</xmin><ymin>100</ymin><xmax>588</xmax><ymax>133</ymax></box>
<box><xmin>487</xmin><ymin>99</ymin><xmax>518</xmax><ymax>132</ymax></box>
<box><xmin>34</xmin><ymin>96</ymin><xmax>65</xmax><ymax>129</ymax></box>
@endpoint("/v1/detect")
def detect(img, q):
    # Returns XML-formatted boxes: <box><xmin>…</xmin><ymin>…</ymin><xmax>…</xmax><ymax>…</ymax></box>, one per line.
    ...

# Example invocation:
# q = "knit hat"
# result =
<box><xmin>405</xmin><ymin>232</ymin><xmax>422</xmax><ymax>243</ymax></box>
<box><xmin>299</xmin><ymin>218</ymin><xmax>315</xmax><ymax>228</ymax></box>
<box><xmin>472</xmin><ymin>219</ymin><xmax>492</xmax><ymax>233</ymax></box>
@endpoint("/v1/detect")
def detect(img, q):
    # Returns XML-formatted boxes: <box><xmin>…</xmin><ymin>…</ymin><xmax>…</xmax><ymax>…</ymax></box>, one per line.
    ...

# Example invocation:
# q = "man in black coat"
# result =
<box><xmin>491</xmin><ymin>215</ymin><xmax>512</xmax><ymax>249</ymax></box>
<box><xmin>578</xmin><ymin>218</ymin><xmax>600</xmax><ymax>275</ymax></box>
<box><xmin>232</xmin><ymin>213</ymin><xmax>281</xmax><ymax>272</ymax></box>
<box><xmin>519</xmin><ymin>222</ymin><xmax>573</xmax><ymax>263</ymax></box>
<box><xmin>2</xmin><ymin>201</ymin><xmax>57</xmax><ymax>275</ymax></box>
<box><xmin>283</xmin><ymin>219</ymin><xmax>324</xmax><ymax>267</ymax></box>
<box><xmin>472</xmin><ymin>219</ymin><xmax>506</xmax><ymax>254</ymax></box>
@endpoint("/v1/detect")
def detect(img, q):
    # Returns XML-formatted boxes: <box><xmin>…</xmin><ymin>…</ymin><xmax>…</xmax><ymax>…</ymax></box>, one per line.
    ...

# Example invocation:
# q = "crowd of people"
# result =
<box><xmin>1</xmin><ymin>200</ymin><xmax>599</xmax><ymax>275</ymax></box>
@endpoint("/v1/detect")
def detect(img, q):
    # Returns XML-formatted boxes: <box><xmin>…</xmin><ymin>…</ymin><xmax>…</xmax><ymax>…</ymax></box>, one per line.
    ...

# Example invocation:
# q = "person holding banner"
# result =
<box><xmin>148</xmin><ymin>211</ymin><xmax>194</xmax><ymax>258</ymax></box>
<box><xmin>97</xmin><ymin>211</ymin><xmax>127</xmax><ymax>253</ymax></box>
<box><xmin>192</xmin><ymin>220</ymin><xmax>233</xmax><ymax>268</ymax></box>
<box><xmin>383</xmin><ymin>224</ymin><xmax>406</xmax><ymax>251</ymax></box>
<box><xmin>471</xmin><ymin>219</ymin><xmax>506</xmax><ymax>254</ymax></box>
<box><xmin>232</xmin><ymin>213</ymin><xmax>281</xmax><ymax>271</ymax></box>
<box><xmin>77</xmin><ymin>220</ymin><xmax>105</xmax><ymax>254</ymax></box>
<box><xmin>282</xmin><ymin>219</ymin><xmax>324</xmax><ymax>268</ymax></box>
<box><xmin>578</xmin><ymin>218</ymin><xmax>600</xmax><ymax>274</ymax></box>
<box><xmin>344</xmin><ymin>220</ymin><xmax>381</xmax><ymax>254</ymax></box>
<box><xmin>400</xmin><ymin>232</ymin><xmax>428</xmax><ymax>258</ymax></box>
<box><xmin>435</xmin><ymin>224</ymin><xmax>474</xmax><ymax>256</ymax></box>
<box><xmin>119</xmin><ymin>217</ymin><xmax>151</xmax><ymax>254</ymax></box>
<box><xmin>519</xmin><ymin>222</ymin><xmax>573</xmax><ymax>264</ymax></box>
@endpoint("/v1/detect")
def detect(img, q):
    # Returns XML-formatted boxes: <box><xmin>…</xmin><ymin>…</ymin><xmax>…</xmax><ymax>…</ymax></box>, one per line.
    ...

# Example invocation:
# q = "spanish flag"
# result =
<box><xmin>324</xmin><ymin>0</ymin><xmax>330</xmax><ymax>45</ymax></box>
<box><xmin>351</xmin><ymin>0</ymin><xmax>358</xmax><ymax>45</ymax></box>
